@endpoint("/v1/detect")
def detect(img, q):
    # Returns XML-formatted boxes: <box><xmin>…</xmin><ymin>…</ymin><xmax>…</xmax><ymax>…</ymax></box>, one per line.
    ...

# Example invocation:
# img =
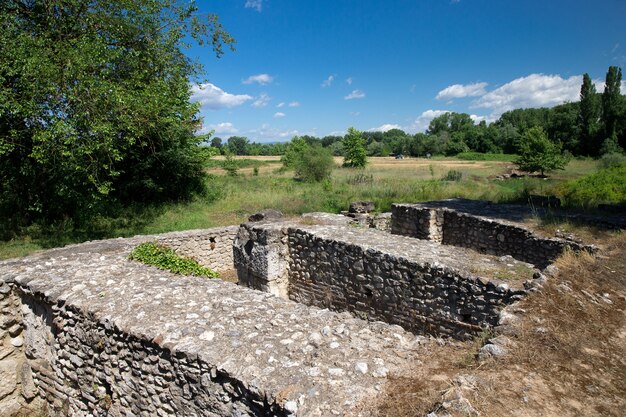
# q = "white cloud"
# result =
<box><xmin>190</xmin><ymin>83</ymin><xmax>253</xmax><ymax>110</ymax></box>
<box><xmin>288</xmin><ymin>101</ymin><xmax>300</xmax><ymax>107</ymax></box>
<box><xmin>244</xmin><ymin>0</ymin><xmax>262</xmax><ymax>12</ymax></box>
<box><xmin>274</xmin><ymin>112</ymin><xmax>285</xmax><ymax>118</ymax></box>
<box><xmin>436</xmin><ymin>82</ymin><xmax>488</xmax><ymax>100</ymax></box>
<box><xmin>321</xmin><ymin>75</ymin><xmax>335</xmax><ymax>88</ymax></box>
<box><xmin>368</xmin><ymin>124</ymin><xmax>401</xmax><ymax>132</ymax></box>
<box><xmin>407</xmin><ymin>109</ymin><xmax>450</xmax><ymax>133</ymax></box>
<box><xmin>200</xmin><ymin>122</ymin><xmax>239</xmax><ymax>135</ymax></box>
<box><xmin>242</xmin><ymin>73</ymin><xmax>274</xmax><ymax>85</ymax></box>
<box><xmin>344</xmin><ymin>89</ymin><xmax>365</xmax><ymax>100</ymax></box>
<box><xmin>346</xmin><ymin>77</ymin><xmax>353</xmax><ymax>85</ymax></box>
<box><xmin>276</xmin><ymin>102</ymin><xmax>285</xmax><ymax>108</ymax></box>
<box><xmin>471</xmin><ymin>74</ymin><xmax>583</xmax><ymax>115</ymax></box>
<box><xmin>350</xmin><ymin>111</ymin><xmax>360</xmax><ymax>116</ymax></box>
<box><xmin>249</xmin><ymin>124</ymin><xmax>302</xmax><ymax>140</ymax></box>
<box><xmin>251</xmin><ymin>93</ymin><xmax>271</xmax><ymax>108</ymax></box>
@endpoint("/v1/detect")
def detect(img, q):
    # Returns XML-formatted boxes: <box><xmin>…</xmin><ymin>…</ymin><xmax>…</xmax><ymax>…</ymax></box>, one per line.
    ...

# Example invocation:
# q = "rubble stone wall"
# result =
<box><xmin>286</xmin><ymin>228</ymin><xmax>522</xmax><ymax>339</ymax></box>
<box><xmin>234</xmin><ymin>222</ymin><xmax>527</xmax><ymax>340</ymax></box>
<box><xmin>391</xmin><ymin>204</ymin><xmax>592</xmax><ymax>269</ymax></box>
<box><xmin>149</xmin><ymin>226</ymin><xmax>239</xmax><ymax>272</ymax></box>
<box><xmin>11</xmin><ymin>289</ymin><xmax>279</xmax><ymax>417</ymax></box>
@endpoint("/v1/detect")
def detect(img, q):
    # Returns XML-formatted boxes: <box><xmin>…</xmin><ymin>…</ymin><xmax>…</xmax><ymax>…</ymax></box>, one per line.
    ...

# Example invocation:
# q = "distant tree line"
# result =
<box><xmin>214</xmin><ymin>66</ymin><xmax>625</xmax><ymax>159</ymax></box>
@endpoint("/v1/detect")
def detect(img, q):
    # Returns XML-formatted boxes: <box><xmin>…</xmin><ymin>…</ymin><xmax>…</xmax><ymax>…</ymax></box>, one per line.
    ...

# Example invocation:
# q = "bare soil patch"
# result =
<box><xmin>374</xmin><ymin>232</ymin><xmax>626</xmax><ymax>416</ymax></box>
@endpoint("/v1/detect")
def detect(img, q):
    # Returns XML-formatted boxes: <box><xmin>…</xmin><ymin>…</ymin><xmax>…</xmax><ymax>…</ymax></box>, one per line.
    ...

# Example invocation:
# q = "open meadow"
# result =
<box><xmin>0</xmin><ymin>156</ymin><xmax>601</xmax><ymax>260</ymax></box>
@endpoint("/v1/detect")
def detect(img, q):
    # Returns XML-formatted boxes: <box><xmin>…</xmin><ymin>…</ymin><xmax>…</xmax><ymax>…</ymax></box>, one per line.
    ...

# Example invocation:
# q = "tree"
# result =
<box><xmin>226</xmin><ymin>136</ymin><xmax>249</xmax><ymax>155</ymax></box>
<box><xmin>602</xmin><ymin>66</ymin><xmax>623</xmax><ymax>142</ymax></box>
<box><xmin>342</xmin><ymin>127</ymin><xmax>367</xmax><ymax>167</ymax></box>
<box><xmin>0</xmin><ymin>0</ymin><xmax>234</xmax><ymax>232</ymax></box>
<box><xmin>515</xmin><ymin>127</ymin><xmax>568</xmax><ymax>176</ymax></box>
<box><xmin>294</xmin><ymin>145</ymin><xmax>335</xmax><ymax>182</ymax></box>
<box><xmin>578</xmin><ymin>73</ymin><xmax>601</xmax><ymax>155</ymax></box>
<box><xmin>210</xmin><ymin>137</ymin><xmax>223</xmax><ymax>149</ymax></box>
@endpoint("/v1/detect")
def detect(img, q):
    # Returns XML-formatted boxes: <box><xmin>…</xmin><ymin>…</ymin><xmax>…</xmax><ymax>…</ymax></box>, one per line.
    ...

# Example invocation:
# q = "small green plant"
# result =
<box><xmin>347</xmin><ymin>172</ymin><xmax>374</xmax><ymax>185</ymax></box>
<box><xmin>222</xmin><ymin>152</ymin><xmax>239</xmax><ymax>177</ymax></box>
<box><xmin>129</xmin><ymin>242</ymin><xmax>218</xmax><ymax>277</ymax></box>
<box><xmin>441</xmin><ymin>170</ymin><xmax>463</xmax><ymax>181</ymax></box>
<box><xmin>252</xmin><ymin>166</ymin><xmax>259</xmax><ymax>176</ymax></box>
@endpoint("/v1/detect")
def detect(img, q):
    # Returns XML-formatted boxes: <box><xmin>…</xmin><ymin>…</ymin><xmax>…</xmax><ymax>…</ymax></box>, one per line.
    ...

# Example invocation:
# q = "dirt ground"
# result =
<box><xmin>374</xmin><ymin>231</ymin><xmax>626</xmax><ymax>416</ymax></box>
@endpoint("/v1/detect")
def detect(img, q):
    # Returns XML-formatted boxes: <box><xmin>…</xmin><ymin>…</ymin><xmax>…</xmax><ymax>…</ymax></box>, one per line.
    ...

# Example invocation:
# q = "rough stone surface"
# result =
<box><xmin>349</xmin><ymin>201</ymin><xmax>375</xmax><ymax>214</ymax></box>
<box><xmin>235</xmin><ymin>221</ymin><xmax>534</xmax><ymax>339</ymax></box>
<box><xmin>391</xmin><ymin>200</ymin><xmax>597</xmax><ymax>269</ymax></box>
<box><xmin>248</xmin><ymin>209</ymin><xmax>284</xmax><ymax>222</ymax></box>
<box><xmin>1</xmin><ymin>229</ymin><xmax>431</xmax><ymax>416</ymax></box>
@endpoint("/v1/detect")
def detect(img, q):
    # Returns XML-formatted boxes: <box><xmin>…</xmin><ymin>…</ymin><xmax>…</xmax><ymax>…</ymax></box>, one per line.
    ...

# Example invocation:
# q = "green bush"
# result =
<box><xmin>557</xmin><ymin>166</ymin><xmax>626</xmax><ymax>208</ymax></box>
<box><xmin>294</xmin><ymin>145</ymin><xmax>335</xmax><ymax>182</ymax></box>
<box><xmin>129</xmin><ymin>242</ymin><xmax>218</xmax><ymax>277</ymax></box>
<box><xmin>456</xmin><ymin>152</ymin><xmax>517</xmax><ymax>161</ymax></box>
<box><xmin>442</xmin><ymin>170</ymin><xmax>463</xmax><ymax>181</ymax></box>
<box><xmin>598</xmin><ymin>152</ymin><xmax>626</xmax><ymax>169</ymax></box>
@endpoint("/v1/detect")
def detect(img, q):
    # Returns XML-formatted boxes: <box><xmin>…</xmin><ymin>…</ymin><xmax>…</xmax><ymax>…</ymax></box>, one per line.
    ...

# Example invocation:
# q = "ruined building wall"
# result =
<box><xmin>148</xmin><ymin>226</ymin><xmax>239</xmax><ymax>272</ymax></box>
<box><xmin>10</xmin><ymin>289</ymin><xmax>279</xmax><ymax>417</ymax></box>
<box><xmin>391</xmin><ymin>204</ymin><xmax>592</xmax><ymax>269</ymax></box>
<box><xmin>287</xmin><ymin>228</ymin><xmax>522</xmax><ymax>338</ymax></box>
<box><xmin>234</xmin><ymin>222</ymin><xmax>526</xmax><ymax>339</ymax></box>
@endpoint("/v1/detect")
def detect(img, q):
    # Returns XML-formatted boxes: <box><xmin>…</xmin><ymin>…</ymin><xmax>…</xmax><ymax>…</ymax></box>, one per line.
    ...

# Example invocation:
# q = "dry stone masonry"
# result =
<box><xmin>0</xmin><ymin>200</ymin><xmax>611</xmax><ymax>416</ymax></box>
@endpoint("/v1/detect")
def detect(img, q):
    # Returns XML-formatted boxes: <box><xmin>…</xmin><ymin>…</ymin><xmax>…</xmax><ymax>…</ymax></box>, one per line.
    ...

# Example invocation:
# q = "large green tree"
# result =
<box><xmin>515</xmin><ymin>127</ymin><xmax>568</xmax><ymax>176</ymax></box>
<box><xmin>578</xmin><ymin>73</ymin><xmax>600</xmax><ymax>155</ymax></box>
<box><xmin>601</xmin><ymin>66</ymin><xmax>624</xmax><ymax>149</ymax></box>
<box><xmin>342</xmin><ymin>127</ymin><xmax>367</xmax><ymax>168</ymax></box>
<box><xmin>0</xmin><ymin>0</ymin><xmax>233</xmax><ymax>232</ymax></box>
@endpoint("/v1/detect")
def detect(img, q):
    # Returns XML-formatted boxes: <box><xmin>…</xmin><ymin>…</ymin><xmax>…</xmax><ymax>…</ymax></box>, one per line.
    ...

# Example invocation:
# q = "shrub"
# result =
<box><xmin>294</xmin><ymin>145</ymin><xmax>335</xmax><ymax>182</ymax></box>
<box><xmin>557</xmin><ymin>166</ymin><xmax>626</xmax><ymax>208</ymax></box>
<box><xmin>129</xmin><ymin>242</ymin><xmax>218</xmax><ymax>277</ymax></box>
<box><xmin>598</xmin><ymin>152</ymin><xmax>626</xmax><ymax>169</ymax></box>
<box><xmin>515</xmin><ymin>127</ymin><xmax>568</xmax><ymax>176</ymax></box>
<box><xmin>442</xmin><ymin>170</ymin><xmax>463</xmax><ymax>181</ymax></box>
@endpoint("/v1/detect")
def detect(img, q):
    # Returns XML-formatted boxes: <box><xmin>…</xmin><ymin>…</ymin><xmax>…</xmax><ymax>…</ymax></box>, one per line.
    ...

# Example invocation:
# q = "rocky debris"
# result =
<box><xmin>349</xmin><ymin>201</ymin><xmax>375</xmax><ymax>214</ymax></box>
<box><xmin>248</xmin><ymin>208</ymin><xmax>283</xmax><ymax>222</ymax></box>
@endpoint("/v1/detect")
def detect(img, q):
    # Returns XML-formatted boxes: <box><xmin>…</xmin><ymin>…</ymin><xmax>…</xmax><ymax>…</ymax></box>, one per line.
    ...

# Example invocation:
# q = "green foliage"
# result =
<box><xmin>456</xmin><ymin>152</ymin><xmax>517</xmax><ymax>161</ymax></box>
<box><xmin>294</xmin><ymin>145</ymin><xmax>335</xmax><ymax>182</ymax></box>
<box><xmin>222</xmin><ymin>152</ymin><xmax>239</xmax><ymax>176</ymax></box>
<box><xmin>578</xmin><ymin>73</ymin><xmax>601</xmax><ymax>155</ymax></box>
<box><xmin>0</xmin><ymin>0</ymin><xmax>234</xmax><ymax>234</ymax></box>
<box><xmin>602</xmin><ymin>66</ymin><xmax>624</xmax><ymax>140</ymax></box>
<box><xmin>281</xmin><ymin>136</ymin><xmax>309</xmax><ymax>169</ymax></box>
<box><xmin>515</xmin><ymin>127</ymin><xmax>569</xmax><ymax>176</ymax></box>
<box><xmin>129</xmin><ymin>242</ymin><xmax>218</xmax><ymax>277</ymax></box>
<box><xmin>598</xmin><ymin>152</ymin><xmax>626</xmax><ymax>169</ymax></box>
<box><xmin>600</xmin><ymin>134</ymin><xmax>623</xmax><ymax>156</ymax></box>
<box><xmin>441</xmin><ymin>170</ymin><xmax>463</xmax><ymax>181</ymax></box>
<box><xmin>558</xmin><ymin>166</ymin><xmax>626</xmax><ymax>208</ymax></box>
<box><xmin>343</xmin><ymin>127</ymin><xmax>367</xmax><ymax>167</ymax></box>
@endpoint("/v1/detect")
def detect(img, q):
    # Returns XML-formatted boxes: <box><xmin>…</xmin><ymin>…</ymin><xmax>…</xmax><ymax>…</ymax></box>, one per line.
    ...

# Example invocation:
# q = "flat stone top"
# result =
<box><xmin>291</xmin><ymin>224</ymin><xmax>536</xmax><ymax>285</ymax></box>
<box><xmin>0</xmin><ymin>235</ymin><xmax>430</xmax><ymax>416</ymax></box>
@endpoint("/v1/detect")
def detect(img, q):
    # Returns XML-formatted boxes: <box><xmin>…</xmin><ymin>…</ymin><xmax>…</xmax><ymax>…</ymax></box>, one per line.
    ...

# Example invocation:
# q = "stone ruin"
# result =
<box><xmin>0</xmin><ymin>199</ymin><xmax>601</xmax><ymax>416</ymax></box>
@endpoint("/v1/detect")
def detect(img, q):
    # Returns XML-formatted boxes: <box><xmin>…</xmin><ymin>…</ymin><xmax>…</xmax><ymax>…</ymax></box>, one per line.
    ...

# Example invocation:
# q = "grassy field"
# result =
<box><xmin>0</xmin><ymin>156</ymin><xmax>605</xmax><ymax>259</ymax></box>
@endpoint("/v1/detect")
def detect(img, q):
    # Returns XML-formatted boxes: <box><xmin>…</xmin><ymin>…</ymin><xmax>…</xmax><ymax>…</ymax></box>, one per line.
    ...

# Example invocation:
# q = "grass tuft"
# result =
<box><xmin>128</xmin><ymin>242</ymin><xmax>218</xmax><ymax>277</ymax></box>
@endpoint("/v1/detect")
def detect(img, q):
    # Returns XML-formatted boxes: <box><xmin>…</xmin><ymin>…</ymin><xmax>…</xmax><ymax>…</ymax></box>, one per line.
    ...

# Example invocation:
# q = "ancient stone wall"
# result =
<box><xmin>235</xmin><ymin>222</ymin><xmax>530</xmax><ymax>339</ymax></box>
<box><xmin>13</xmin><ymin>289</ymin><xmax>278</xmax><ymax>417</ymax></box>
<box><xmin>391</xmin><ymin>204</ymin><xmax>593</xmax><ymax>269</ymax></box>
<box><xmin>287</xmin><ymin>228</ymin><xmax>524</xmax><ymax>338</ymax></box>
<box><xmin>1</xmin><ymin>228</ymin><xmax>429</xmax><ymax>417</ymax></box>
<box><xmin>0</xmin><ymin>281</ymin><xmax>41</xmax><ymax>416</ymax></box>
<box><xmin>147</xmin><ymin>226</ymin><xmax>239</xmax><ymax>272</ymax></box>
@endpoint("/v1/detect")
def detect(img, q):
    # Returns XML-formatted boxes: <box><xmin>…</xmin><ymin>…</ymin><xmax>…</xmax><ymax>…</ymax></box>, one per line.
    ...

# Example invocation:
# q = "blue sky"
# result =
<box><xmin>188</xmin><ymin>0</ymin><xmax>626</xmax><ymax>142</ymax></box>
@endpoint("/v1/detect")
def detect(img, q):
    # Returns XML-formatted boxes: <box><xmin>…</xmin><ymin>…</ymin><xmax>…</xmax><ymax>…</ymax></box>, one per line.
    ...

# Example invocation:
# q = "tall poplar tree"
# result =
<box><xmin>578</xmin><ymin>73</ymin><xmax>600</xmax><ymax>155</ymax></box>
<box><xmin>601</xmin><ymin>66</ymin><xmax>623</xmax><ymax>146</ymax></box>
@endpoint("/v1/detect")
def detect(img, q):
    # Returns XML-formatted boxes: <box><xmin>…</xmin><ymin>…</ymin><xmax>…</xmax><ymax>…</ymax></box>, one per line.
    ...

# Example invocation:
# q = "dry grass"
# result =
<box><xmin>375</xmin><ymin>231</ymin><xmax>626</xmax><ymax>416</ymax></box>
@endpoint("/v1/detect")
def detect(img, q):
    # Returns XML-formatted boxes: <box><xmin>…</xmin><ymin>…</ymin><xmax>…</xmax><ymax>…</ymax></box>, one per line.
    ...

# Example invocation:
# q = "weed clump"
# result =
<box><xmin>129</xmin><ymin>242</ymin><xmax>218</xmax><ymax>277</ymax></box>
